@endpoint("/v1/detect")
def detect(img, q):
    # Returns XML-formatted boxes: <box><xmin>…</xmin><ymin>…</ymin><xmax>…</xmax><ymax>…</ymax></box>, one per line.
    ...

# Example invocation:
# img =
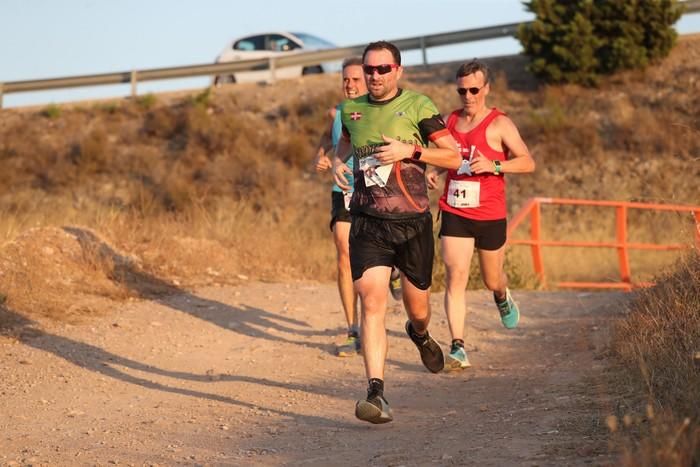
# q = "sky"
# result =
<box><xmin>1</xmin><ymin>0</ymin><xmax>699</xmax><ymax>108</ymax></box>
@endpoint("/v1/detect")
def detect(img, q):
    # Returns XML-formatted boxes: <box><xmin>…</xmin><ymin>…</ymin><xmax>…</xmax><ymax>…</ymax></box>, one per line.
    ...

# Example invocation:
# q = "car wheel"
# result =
<box><xmin>301</xmin><ymin>65</ymin><xmax>323</xmax><ymax>75</ymax></box>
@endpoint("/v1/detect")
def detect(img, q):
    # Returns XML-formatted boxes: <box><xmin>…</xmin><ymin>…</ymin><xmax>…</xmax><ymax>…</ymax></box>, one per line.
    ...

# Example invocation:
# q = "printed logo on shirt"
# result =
<box><xmin>350</xmin><ymin>112</ymin><xmax>362</xmax><ymax>121</ymax></box>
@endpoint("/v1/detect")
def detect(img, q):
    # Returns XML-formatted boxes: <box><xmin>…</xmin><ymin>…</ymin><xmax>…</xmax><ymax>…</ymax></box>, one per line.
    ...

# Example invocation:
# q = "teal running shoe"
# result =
<box><xmin>445</xmin><ymin>342</ymin><xmax>472</xmax><ymax>371</ymax></box>
<box><xmin>495</xmin><ymin>288</ymin><xmax>520</xmax><ymax>329</ymax></box>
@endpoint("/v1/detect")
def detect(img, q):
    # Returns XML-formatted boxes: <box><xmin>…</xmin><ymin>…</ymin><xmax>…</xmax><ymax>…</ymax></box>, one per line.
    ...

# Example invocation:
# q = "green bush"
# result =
<box><xmin>136</xmin><ymin>93</ymin><xmax>157</xmax><ymax>110</ymax></box>
<box><xmin>518</xmin><ymin>0</ymin><xmax>683</xmax><ymax>85</ymax></box>
<box><xmin>41</xmin><ymin>104</ymin><xmax>62</xmax><ymax>119</ymax></box>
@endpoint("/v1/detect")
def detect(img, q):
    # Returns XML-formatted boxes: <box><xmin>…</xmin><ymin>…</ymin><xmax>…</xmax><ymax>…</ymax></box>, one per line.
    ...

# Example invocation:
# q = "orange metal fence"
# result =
<box><xmin>506</xmin><ymin>197</ymin><xmax>700</xmax><ymax>291</ymax></box>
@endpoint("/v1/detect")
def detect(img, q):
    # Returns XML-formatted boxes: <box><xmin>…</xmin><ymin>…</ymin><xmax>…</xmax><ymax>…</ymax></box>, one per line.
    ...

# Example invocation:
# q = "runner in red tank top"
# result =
<box><xmin>427</xmin><ymin>60</ymin><xmax>535</xmax><ymax>371</ymax></box>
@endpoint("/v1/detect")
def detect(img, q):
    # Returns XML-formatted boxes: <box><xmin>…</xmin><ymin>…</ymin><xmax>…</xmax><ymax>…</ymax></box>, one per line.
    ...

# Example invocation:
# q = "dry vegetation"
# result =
<box><xmin>608</xmin><ymin>251</ymin><xmax>700</xmax><ymax>466</ymax></box>
<box><xmin>0</xmin><ymin>37</ymin><xmax>698</xmax><ymax>320</ymax></box>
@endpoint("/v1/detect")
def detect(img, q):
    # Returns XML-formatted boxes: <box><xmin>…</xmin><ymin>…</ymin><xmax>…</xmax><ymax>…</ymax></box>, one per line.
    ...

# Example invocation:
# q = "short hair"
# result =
<box><xmin>342</xmin><ymin>56</ymin><xmax>363</xmax><ymax>69</ymax></box>
<box><xmin>456</xmin><ymin>60</ymin><xmax>491</xmax><ymax>84</ymax></box>
<box><xmin>362</xmin><ymin>41</ymin><xmax>401</xmax><ymax>66</ymax></box>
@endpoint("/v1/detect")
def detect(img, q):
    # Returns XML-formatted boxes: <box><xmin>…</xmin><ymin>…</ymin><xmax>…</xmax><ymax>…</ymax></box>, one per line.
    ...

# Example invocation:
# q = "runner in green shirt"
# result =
<box><xmin>333</xmin><ymin>41</ymin><xmax>461</xmax><ymax>424</ymax></box>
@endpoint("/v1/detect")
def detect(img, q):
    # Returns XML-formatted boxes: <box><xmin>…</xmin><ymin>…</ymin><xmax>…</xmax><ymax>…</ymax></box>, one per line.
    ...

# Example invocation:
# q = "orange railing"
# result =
<box><xmin>507</xmin><ymin>197</ymin><xmax>700</xmax><ymax>291</ymax></box>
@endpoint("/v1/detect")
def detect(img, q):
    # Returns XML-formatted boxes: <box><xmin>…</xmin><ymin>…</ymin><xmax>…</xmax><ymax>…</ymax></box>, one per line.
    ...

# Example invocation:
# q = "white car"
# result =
<box><xmin>213</xmin><ymin>32</ymin><xmax>337</xmax><ymax>85</ymax></box>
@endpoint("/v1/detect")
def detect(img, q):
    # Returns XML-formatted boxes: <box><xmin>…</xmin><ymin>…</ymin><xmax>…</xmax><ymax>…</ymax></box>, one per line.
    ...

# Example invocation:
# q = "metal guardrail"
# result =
<box><xmin>1</xmin><ymin>0</ymin><xmax>699</xmax><ymax>108</ymax></box>
<box><xmin>507</xmin><ymin>197</ymin><xmax>700</xmax><ymax>291</ymax></box>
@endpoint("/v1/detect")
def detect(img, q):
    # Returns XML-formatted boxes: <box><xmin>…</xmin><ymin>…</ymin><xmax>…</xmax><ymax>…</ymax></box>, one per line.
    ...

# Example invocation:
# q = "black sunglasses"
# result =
<box><xmin>362</xmin><ymin>64</ymin><xmax>399</xmax><ymax>75</ymax></box>
<box><xmin>457</xmin><ymin>86</ymin><xmax>485</xmax><ymax>96</ymax></box>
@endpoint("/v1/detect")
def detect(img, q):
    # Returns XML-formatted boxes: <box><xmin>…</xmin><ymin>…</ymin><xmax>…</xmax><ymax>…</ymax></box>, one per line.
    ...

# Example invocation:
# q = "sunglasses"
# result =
<box><xmin>457</xmin><ymin>86</ymin><xmax>485</xmax><ymax>96</ymax></box>
<box><xmin>362</xmin><ymin>64</ymin><xmax>400</xmax><ymax>75</ymax></box>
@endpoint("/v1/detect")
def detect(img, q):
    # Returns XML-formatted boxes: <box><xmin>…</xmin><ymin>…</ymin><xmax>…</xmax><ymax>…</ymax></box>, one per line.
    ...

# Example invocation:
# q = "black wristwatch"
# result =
<box><xmin>411</xmin><ymin>144</ymin><xmax>423</xmax><ymax>160</ymax></box>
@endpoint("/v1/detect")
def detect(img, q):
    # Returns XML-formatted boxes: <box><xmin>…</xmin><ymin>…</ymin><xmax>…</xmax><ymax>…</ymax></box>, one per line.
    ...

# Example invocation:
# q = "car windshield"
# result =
<box><xmin>291</xmin><ymin>33</ymin><xmax>335</xmax><ymax>49</ymax></box>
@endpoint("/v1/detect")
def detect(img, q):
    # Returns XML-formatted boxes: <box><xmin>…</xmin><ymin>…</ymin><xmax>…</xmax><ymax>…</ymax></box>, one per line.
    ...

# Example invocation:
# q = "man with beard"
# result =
<box><xmin>333</xmin><ymin>41</ymin><xmax>461</xmax><ymax>424</ymax></box>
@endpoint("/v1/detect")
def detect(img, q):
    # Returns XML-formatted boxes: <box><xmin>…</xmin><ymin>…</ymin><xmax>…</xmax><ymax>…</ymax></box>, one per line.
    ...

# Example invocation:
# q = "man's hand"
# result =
<box><xmin>375</xmin><ymin>134</ymin><xmax>413</xmax><ymax>165</ymax></box>
<box><xmin>426</xmin><ymin>169</ymin><xmax>441</xmax><ymax>190</ymax></box>
<box><xmin>332</xmin><ymin>157</ymin><xmax>352</xmax><ymax>191</ymax></box>
<box><xmin>469</xmin><ymin>151</ymin><xmax>494</xmax><ymax>175</ymax></box>
<box><xmin>315</xmin><ymin>152</ymin><xmax>332</xmax><ymax>172</ymax></box>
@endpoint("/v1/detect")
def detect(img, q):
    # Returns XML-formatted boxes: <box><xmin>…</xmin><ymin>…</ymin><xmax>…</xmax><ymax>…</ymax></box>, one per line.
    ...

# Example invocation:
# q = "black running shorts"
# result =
<box><xmin>439</xmin><ymin>211</ymin><xmax>507</xmax><ymax>251</ymax></box>
<box><xmin>330</xmin><ymin>191</ymin><xmax>352</xmax><ymax>231</ymax></box>
<box><xmin>349</xmin><ymin>212</ymin><xmax>434</xmax><ymax>290</ymax></box>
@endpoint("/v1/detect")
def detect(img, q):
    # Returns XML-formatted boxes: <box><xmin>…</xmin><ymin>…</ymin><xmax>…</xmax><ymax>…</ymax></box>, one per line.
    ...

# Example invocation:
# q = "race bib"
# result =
<box><xmin>447</xmin><ymin>180</ymin><xmax>480</xmax><ymax>208</ymax></box>
<box><xmin>359</xmin><ymin>154</ymin><xmax>392</xmax><ymax>188</ymax></box>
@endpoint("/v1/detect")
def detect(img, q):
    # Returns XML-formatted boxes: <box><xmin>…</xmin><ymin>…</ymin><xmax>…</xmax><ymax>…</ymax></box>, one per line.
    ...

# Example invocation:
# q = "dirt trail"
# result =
<box><xmin>0</xmin><ymin>282</ymin><xmax>628</xmax><ymax>466</ymax></box>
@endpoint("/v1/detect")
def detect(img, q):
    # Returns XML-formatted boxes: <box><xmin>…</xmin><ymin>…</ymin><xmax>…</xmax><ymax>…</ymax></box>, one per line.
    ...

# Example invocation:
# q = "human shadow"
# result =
<box><xmin>0</xmin><ymin>306</ymin><xmax>356</xmax><ymax>428</ymax></box>
<box><xmin>62</xmin><ymin>226</ymin><xmax>419</xmax><ymax>371</ymax></box>
<box><xmin>62</xmin><ymin>226</ymin><xmax>339</xmax><ymax>354</ymax></box>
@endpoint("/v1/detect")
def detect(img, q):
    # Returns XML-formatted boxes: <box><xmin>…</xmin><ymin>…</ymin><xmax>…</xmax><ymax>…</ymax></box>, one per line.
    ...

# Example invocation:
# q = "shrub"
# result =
<box><xmin>518</xmin><ymin>0</ymin><xmax>683</xmax><ymax>85</ymax></box>
<box><xmin>136</xmin><ymin>93</ymin><xmax>157</xmax><ymax>110</ymax></box>
<box><xmin>41</xmin><ymin>104</ymin><xmax>62</xmax><ymax>119</ymax></box>
<box><xmin>612</xmin><ymin>251</ymin><xmax>700</xmax><ymax>465</ymax></box>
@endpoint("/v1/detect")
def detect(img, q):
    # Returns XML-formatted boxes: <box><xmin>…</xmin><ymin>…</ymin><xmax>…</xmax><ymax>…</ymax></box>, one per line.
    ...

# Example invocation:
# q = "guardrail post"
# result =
<box><xmin>419</xmin><ymin>36</ymin><xmax>428</xmax><ymax>67</ymax></box>
<box><xmin>530</xmin><ymin>201</ymin><xmax>546</xmax><ymax>287</ymax></box>
<box><xmin>130</xmin><ymin>70</ymin><xmax>138</xmax><ymax>98</ymax></box>
<box><xmin>270</xmin><ymin>57</ymin><xmax>277</xmax><ymax>84</ymax></box>
<box><xmin>616</xmin><ymin>205</ymin><xmax>632</xmax><ymax>287</ymax></box>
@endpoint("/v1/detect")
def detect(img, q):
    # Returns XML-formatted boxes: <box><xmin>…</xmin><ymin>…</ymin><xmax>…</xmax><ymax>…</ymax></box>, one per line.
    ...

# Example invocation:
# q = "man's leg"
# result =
<box><xmin>478</xmin><ymin>245</ymin><xmax>520</xmax><ymax>329</ymax></box>
<box><xmin>333</xmin><ymin>221</ymin><xmax>359</xmax><ymax>356</ymax></box>
<box><xmin>355</xmin><ymin>265</ymin><xmax>392</xmax><ymax>379</ymax></box>
<box><xmin>333</xmin><ymin>222</ymin><xmax>358</xmax><ymax>328</ymax></box>
<box><xmin>441</xmin><ymin>236</ymin><xmax>476</xmax><ymax>342</ymax></box>
<box><xmin>477</xmin><ymin>245</ymin><xmax>506</xmax><ymax>296</ymax></box>
<box><xmin>402</xmin><ymin>278</ymin><xmax>445</xmax><ymax>373</ymax></box>
<box><xmin>354</xmin><ymin>265</ymin><xmax>394</xmax><ymax>424</ymax></box>
<box><xmin>441</xmin><ymin>235</ymin><xmax>475</xmax><ymax>370</ymax></box>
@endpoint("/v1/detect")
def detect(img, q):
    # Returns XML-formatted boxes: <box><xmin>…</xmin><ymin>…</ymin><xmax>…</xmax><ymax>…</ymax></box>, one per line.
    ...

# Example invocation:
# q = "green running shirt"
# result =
<box><xmin>340</xmin><ymin>89</ymin><xmax>449</xmax><ymax>219</ymax></box>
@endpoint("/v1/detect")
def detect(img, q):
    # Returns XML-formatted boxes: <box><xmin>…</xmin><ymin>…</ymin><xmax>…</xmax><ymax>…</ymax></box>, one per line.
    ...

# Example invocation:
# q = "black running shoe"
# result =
<box><xmin>405</xmin><ymin>321</ymin><xmax>444</xmax><ymax>373</ymax></box>
<box><xmin>355</xmin><ymin>393</ymin><xmax>393</xmax><ymax>424</ymax></box>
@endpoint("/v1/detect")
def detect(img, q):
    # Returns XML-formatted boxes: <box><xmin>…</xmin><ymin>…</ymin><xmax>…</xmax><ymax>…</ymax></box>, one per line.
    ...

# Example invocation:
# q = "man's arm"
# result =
<box><xmin>311</xmin><ymin>107</ymin><xmax>337</xmax><ymax>172</ymax></box>
<box><xmin>469</xmin><ymin>116</ymin><xmax>535</xmax><ymax>175</ymax></box>
<box><xmin>332</xmin><ymin>135</ymin><xmax>353</xmax><ymax>191</ymax></box>
<box><xmin>374</xmin><ymin>133</ymin><xmax>461</xmax><ymax>170</ymax></box>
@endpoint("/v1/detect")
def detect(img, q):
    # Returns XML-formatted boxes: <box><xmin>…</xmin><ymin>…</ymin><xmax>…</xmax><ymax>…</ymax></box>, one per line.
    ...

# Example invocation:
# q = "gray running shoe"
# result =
<box><xmin>405</xmin><ymin>321</ymin><xmax>444</xmax><ymax>373</ymax></box>
<box><xmin>355</xmin><ymin>393</ymin><xmax>393</xmax><ymax>424</ymax></box>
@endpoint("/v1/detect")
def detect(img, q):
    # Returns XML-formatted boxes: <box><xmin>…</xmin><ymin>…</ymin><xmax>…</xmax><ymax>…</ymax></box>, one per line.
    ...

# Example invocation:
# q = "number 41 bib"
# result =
<box><xmin>447</xmin><ymin>180</ymin><xmax>480</xmax><ymax>208</ymax></box>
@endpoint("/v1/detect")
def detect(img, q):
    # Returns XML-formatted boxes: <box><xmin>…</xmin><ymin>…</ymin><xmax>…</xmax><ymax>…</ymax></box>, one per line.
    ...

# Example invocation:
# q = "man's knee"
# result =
<box><xmin>445</xmin><ymin>263</ymin><xmax>469</xmax><ymax>284</ymax></box>
<box><xmin>482</xmin><ymin>274</ymin><xmax>503</xmax><ymax>292</ymax></box>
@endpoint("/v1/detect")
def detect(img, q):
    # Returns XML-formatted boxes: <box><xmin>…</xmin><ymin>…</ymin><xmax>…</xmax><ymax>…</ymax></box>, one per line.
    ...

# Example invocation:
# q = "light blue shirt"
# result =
<box><xmin>331</xmin><ymin>104</ymin><xmax>354</xmax><ymax>193</ymax></box>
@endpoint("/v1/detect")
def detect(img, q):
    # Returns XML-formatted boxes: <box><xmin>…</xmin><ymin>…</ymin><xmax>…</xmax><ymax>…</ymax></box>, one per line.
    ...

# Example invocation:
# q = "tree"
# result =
<box><xmin>518</xmin><ymin>0</ymin><xmax>684</xmax><ymax>85</ymax></box>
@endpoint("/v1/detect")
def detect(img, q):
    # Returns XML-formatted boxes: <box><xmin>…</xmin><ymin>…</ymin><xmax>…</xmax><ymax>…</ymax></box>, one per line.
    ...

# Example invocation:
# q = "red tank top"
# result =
<box><xmin>438</xmin><ymin>108</ymin><xmax>507</xmax><ymax>221</ymax></box>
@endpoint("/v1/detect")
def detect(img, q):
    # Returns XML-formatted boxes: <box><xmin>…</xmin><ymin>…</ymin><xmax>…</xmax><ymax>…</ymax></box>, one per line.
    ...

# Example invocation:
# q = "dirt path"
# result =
<box><xmin>0</xmin><ymin>282</ymin><xmax>628</xmax><ymax>466</ymax></box>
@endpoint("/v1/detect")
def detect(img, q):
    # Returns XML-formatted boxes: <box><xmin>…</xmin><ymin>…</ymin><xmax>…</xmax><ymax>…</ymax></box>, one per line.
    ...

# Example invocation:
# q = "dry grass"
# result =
<box><xmin>607</xmin><ymin>251</ymin><xmax>700</xmax><ymax>466</ymax></box>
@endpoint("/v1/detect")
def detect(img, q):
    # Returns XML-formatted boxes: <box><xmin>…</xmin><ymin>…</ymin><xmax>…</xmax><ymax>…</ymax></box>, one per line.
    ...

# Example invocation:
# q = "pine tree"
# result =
<box><xmin>518</xmin><ymin>0</ymin><xmax>684</xmax><ymax>85</ymax></box>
